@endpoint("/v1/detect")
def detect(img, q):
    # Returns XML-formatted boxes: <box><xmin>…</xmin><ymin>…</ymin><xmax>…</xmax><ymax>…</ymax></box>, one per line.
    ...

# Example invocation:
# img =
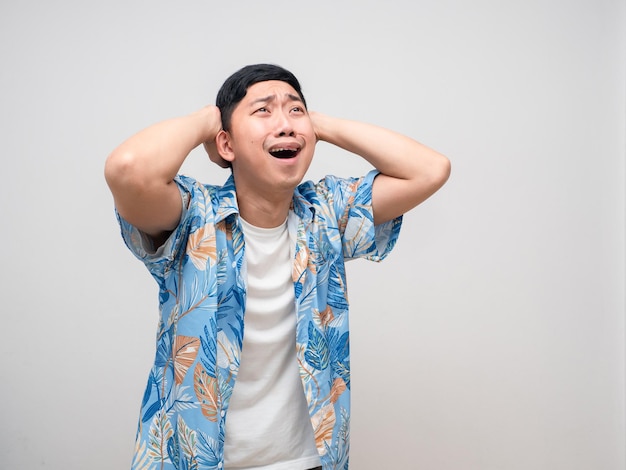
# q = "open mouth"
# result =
<box><xmin>269</xmin><ymin>147</ymin><xmax>300</xmax><ymax>159</ymax></box>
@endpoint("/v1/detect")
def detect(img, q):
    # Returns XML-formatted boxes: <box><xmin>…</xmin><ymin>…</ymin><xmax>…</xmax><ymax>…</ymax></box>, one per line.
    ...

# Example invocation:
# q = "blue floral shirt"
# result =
<box><xmin>118</xmin><ymin>170</ymin><xmax>402</xmax><ymax>470</ymax></box>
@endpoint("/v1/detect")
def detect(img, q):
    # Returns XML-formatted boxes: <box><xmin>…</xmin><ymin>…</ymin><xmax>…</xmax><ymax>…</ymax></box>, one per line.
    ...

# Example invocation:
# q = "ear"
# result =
<box><xmin>215</xmin><ymin>129</ymin><xmax>235</xmax><ymax>164</ymax></box>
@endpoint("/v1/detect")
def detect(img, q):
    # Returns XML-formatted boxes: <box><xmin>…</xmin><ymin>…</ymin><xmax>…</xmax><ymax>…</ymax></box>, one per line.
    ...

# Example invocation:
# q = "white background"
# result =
<box><xmin>1</xmin><ymin>1</ymin><xmax>624</xmax><ymax>469</ymax></box>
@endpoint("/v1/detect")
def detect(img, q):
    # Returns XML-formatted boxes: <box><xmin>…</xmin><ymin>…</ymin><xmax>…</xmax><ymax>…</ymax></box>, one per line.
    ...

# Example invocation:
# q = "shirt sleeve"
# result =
<box><xmin>323</xmin><ymin>169</ymin><xmax>403</xmax><ymax>262</ymax></box>
<box><xmin>115</xmin><ymin>175</ymin><xmax>200</xmax><ymax>280</ymax></box>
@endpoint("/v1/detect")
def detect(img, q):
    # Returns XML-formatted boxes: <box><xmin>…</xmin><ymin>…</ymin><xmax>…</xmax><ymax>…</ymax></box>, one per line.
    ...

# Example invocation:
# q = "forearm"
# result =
<box><xmin>310</xmin><ymin>112</ymin><xmax>450</xmax><ymax>224</ymax></box>
<box><xmin>105</xmin><ymin>106</ymin><xmax>218</xmax><ymax>190</ymax></box>
<box><xmin>311</xmin><ymin>112</ymin><xmax>444</xmax><ymax>181</ymax></box>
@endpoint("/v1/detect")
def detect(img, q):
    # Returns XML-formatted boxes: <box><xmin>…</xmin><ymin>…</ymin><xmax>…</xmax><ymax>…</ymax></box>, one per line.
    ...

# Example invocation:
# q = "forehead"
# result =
<box><xmin>243</xmin><ymin>80</ymin><xmax>301</xmax><ymax>103</ymax></box>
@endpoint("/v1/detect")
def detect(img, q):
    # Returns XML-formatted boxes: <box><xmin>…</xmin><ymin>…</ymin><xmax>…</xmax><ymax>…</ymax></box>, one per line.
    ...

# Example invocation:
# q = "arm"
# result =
<box><xmin>310</xmin><ymin>112</ymin><xmax>451</xmax><ymax>225</ymax></box>
<box><xmin>104</xmin><ymin>106</ymin><xmax>222</xmax><ymax>242</ymax></box>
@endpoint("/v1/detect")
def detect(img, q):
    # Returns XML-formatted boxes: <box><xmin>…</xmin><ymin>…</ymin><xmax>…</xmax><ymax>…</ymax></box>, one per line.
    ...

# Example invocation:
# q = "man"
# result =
<box><xmin>105</xmin><ymin>64</ymin><xmax>450</xmax><ymax>470</ymax></box>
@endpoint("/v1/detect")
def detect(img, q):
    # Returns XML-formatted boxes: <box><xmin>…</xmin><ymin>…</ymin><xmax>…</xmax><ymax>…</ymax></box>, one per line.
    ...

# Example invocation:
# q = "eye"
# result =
<box><xmin>291</xmin><ymin>106</ymin><xmax>304</xmax><ymax>113</ymax></box>
<box><xmin>255</xmin><ymin>107</ymin><xmax>269</xmax><ymax>114</ymax></box>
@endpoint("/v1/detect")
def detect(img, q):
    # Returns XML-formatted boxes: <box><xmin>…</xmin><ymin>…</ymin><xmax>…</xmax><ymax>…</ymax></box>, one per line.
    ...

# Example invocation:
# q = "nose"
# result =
<box><xmin>274</xmin><ymin>110</ymin><xmax>295</xmax><ymax>137</ymax></box>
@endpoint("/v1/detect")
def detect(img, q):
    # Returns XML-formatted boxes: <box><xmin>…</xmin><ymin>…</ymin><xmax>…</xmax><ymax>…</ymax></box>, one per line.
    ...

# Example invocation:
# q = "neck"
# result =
<box><xmin>236</xmin><ymin>187</ymin><xmax>292</xmax><ymax>228</ymax></box>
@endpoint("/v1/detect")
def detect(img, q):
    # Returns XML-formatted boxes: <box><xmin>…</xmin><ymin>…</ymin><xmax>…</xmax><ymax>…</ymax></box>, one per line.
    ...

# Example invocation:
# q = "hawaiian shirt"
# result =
<box><xmin>117</xmin><ymin>170</ymin><xmax>402</xmax><ymax>470</ymax></box>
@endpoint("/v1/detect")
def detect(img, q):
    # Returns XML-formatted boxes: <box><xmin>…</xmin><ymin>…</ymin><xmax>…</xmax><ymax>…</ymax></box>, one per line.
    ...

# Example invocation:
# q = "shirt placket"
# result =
<box><xmin>215</xmin><ymin>214</ymin><xmax>246</xmax><ymax>469</ymax></box>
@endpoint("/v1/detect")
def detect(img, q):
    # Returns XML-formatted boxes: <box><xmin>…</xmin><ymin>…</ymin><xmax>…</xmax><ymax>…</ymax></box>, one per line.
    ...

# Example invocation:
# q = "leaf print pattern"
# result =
<box><xmin>116</xmin><ymin>171</ymin><xmax>401</xmax><ymax>469</ymax></box>
<box><xmin>196</xmin><ymin>431</ymin><xmax>221</xmax><ymax>468</ymax></box>
<box><xmin>186</xmin><ymin>224</ymin><xmax>217</xmax><ymax>270</ymax></box>
<box><xmin>148</xmin><ymin>410</ymin><xmax>174</xmax><ymax>462</ymax></box>
<box><xmin>293</xmin><ymin>241</ymin><xmax>312</xmax><ymax>282</ymax></box>
<box><xmin>315</xmin><ymin>305</ymin><xmax>335</xmax><ymax>328</ymax></box>
<box><xmin>176</xmin><ymin>416</ymin><xmax>199</xmax><ymax>470</ymax></box>
<box><xmin>336</xmin><ymin>180</ymin><xmax>360</xmax><ymax>234</ymax></box>
<box><xmin>330</xmin><ymin>377</ymin><xmax>347</xmax><ymax>404</ymax></box>
<box><xmin>305</xmin><ymin>321</ymin><xmax>330</xmax><ymax>371</ymax></box>
<box><xmin>216</xmin><ymin>330</ymin><xmax>240</xmax><ymax>374</ymax></box>
<box><xmin>193</xmin><ymin>362</ymin><xmax>220</xmax><ymax>422</ymax></box>
<box><xmin>131</xmin><ymin>439</ymin><xmax>151</xmax><ymax>470</ymax></box>
<box><xmin>198</xmin><ymin>319</ymin><xmax>218</xmax><ymax>377</ymax></box>
<box><xmin>322</xmin><ymin>407</ymin><xmax>350</xmax><ymax>469</ymax></box>
<box><xmin>174</xmin><ymin>335</ymin><xmax>200</xmax><ymax>385</ymax></box>
<box><xmin>311</xmin><ymin>404</ymin><xmax>336</xmax><ymax>456</ymax></box>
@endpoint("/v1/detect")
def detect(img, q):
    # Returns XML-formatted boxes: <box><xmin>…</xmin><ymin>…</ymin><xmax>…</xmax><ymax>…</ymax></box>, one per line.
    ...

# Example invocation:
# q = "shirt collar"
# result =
<box><xmin>214</xmin><ymin>174</ymin><xmax>240</xmax><ymax>223</ymax></box>
<box><xmin>291</xmin><ymin>185</ymin><xmax>316</xmax><ymax>224</ymax></box>
<box><xmin>214</xmin><ymin>175</ymin><xmax>316</xmax><ymax>224</ymax></box>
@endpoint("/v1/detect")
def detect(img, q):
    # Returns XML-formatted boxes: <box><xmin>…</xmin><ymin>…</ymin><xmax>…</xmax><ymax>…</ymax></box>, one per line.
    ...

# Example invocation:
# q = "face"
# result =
<box><xmin>217</xmin><ymin>80</ymin><xmax>316</xmax><ymax>199</ymax></box>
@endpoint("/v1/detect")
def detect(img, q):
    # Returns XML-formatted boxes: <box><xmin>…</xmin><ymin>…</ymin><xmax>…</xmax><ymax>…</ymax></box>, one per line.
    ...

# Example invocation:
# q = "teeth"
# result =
<box><xmin>269</xmin><ymin>147</ymin><xmax>299</xmax><ymax>158</ymax></box>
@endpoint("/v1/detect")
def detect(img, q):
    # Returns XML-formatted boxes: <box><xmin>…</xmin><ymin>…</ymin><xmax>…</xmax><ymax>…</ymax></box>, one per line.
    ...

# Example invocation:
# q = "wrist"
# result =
<box><xmin>191</xmin><ymin>105</ymin><xmax>222</xmax><ymax>143</ymax></box>
<box><xmin>309</xmin><ymin>111</ymin><xmax>329</xmax><ymax>142</ymax></box>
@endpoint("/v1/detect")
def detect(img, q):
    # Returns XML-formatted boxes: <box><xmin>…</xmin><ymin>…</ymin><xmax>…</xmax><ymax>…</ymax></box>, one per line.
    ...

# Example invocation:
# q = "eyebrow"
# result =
<box><xmin>249</xmin><ymin>93</ymin><xmax>304</xmax><ymax>107</ymax></box>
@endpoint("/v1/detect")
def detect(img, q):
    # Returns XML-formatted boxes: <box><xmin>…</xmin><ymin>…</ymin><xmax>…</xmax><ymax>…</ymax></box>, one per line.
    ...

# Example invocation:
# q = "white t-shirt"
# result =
<box><xmin>223</xmin><ymin>216</ymin><xmax>321</xmax><ymax>470</ymax></box>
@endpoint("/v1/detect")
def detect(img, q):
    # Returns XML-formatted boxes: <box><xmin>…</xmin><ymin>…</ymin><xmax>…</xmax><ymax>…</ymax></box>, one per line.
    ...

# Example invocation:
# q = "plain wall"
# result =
<box><xmin>0</xmin><ymin>1</ymin><xmax>624</xmax><ymax>469</ymax></box>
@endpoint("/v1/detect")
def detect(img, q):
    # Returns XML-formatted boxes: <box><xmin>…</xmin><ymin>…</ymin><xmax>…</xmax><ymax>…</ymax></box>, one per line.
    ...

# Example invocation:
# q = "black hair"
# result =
<box><xmin>216</xmin><ymin>64</ymin><xmax>307</xmax><ymax>131</ymax></box>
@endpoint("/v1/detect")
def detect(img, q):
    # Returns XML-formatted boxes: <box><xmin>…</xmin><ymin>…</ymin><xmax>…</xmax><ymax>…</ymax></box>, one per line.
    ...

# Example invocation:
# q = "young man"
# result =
<box><xmin>105</xmin><ymin>64</ymin><xmax>450</xmax><ymax>470</ymax></box>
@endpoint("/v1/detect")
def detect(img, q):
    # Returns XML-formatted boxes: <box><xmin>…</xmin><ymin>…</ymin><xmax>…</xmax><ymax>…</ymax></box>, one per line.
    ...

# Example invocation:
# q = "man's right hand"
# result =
<box><xmin>202</xmin><ymin>105</ymin><xmax>230</xmax><ymax>168</ymax></box>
